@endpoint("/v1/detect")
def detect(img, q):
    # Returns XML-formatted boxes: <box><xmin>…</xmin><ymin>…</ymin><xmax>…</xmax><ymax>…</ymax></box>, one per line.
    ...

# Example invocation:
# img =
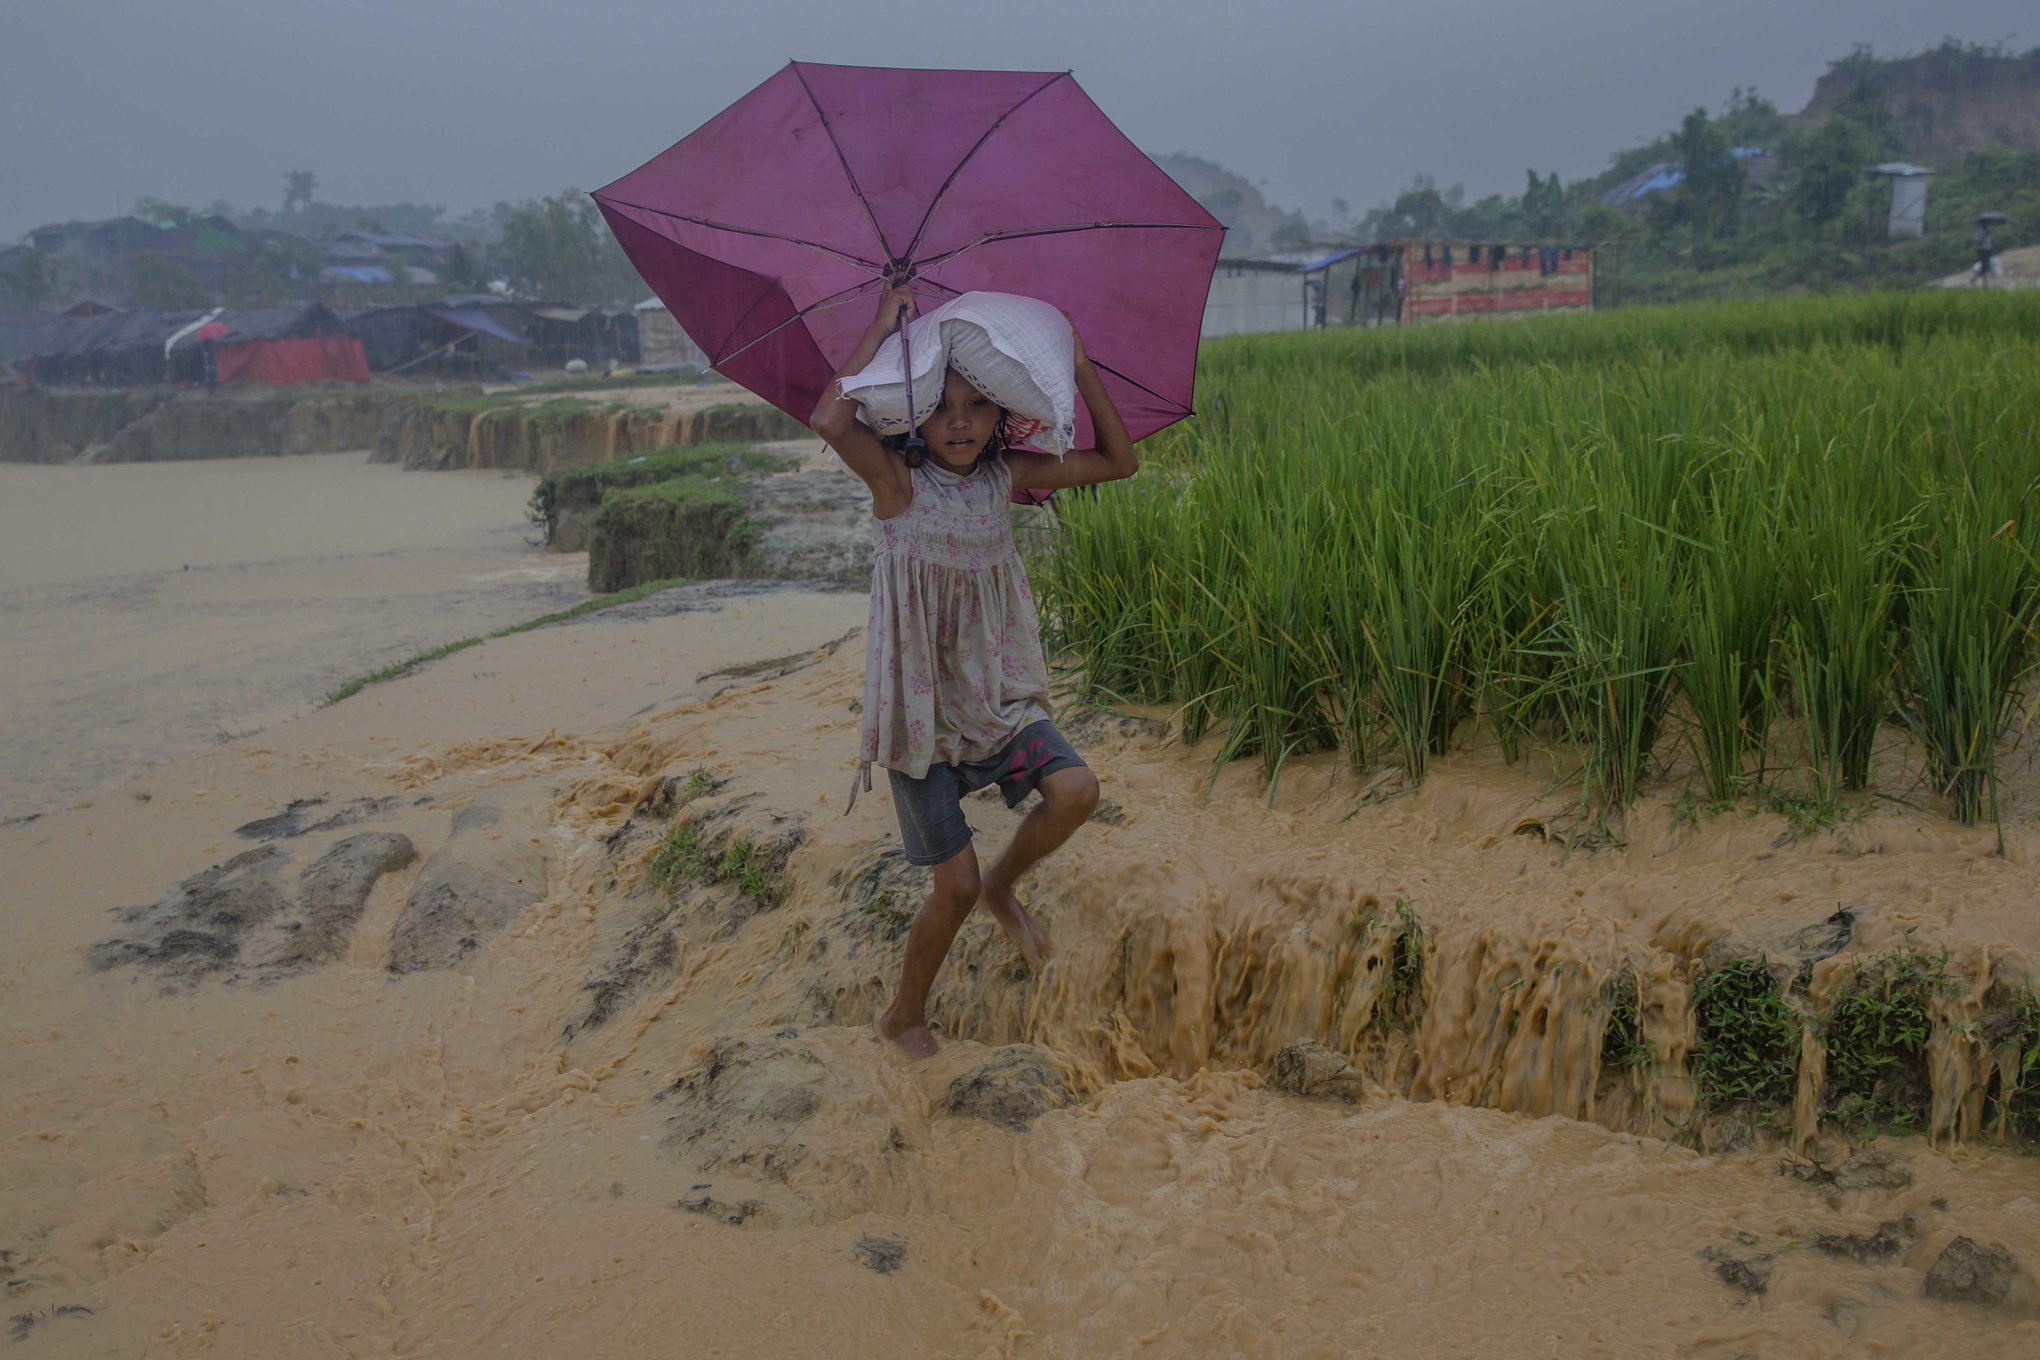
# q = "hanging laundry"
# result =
<box><xmin>1469</xmin><ymin>245</ymin><xmax>1482</xmax><ymax>264</ymax></box>
<box><xmin>1442</xmin><ymin>244</ymin><xmax>1454</xmax><ymax>268</ymax></box>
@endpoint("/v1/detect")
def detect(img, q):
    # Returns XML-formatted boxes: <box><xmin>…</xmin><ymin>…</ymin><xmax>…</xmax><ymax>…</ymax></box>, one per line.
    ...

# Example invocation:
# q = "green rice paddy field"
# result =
<box><xmin>1044</xmin><ymin>292</ymin><xmax>2040</xmax><ymax>829</ymax></box>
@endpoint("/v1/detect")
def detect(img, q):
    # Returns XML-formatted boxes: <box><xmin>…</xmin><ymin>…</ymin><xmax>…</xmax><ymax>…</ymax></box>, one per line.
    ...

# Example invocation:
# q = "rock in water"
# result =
<box><xmin>388</xmin><ymin>806</ymin><xmax>546</xmax><ymax>971</ymax></box>
<box><xmin>1924</xmin><ymin>1236</ymin><xmax>2017</xmax><ymax>1306</ymax></box>
<box><xmin>940</xmin><ymin>1047</ymin><xmax>1069</xmax><ymax>1132</ymax></box>
<box><xmin>1271</xmin><ymin>1041</ymin><xmax>1367</xmax><ymax>1103</ymax></box>
<box><xmin>278</xmin><ymin>833</ymin><xmax>417</xmax><ymax>967</ymax></box>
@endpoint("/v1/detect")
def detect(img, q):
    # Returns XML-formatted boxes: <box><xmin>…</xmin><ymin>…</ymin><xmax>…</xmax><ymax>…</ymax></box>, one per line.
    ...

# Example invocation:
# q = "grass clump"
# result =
<box><xmin>1358</xmin><ymin>898</ymin><xmax>1427</xmax><ymax>1025</ymax></box>
<box><xmin>529</xmin><ymin>442</ymin><xmax>793</xmax><ymax>539</ymax></box>
<box><xmin>648</xmin><ymin>821</ymin><xmax>707</xmax><ymax>890</ymax></box>
<box><xmin>647</xmin><ymin>821</ymin><xmax>785</xmax><ymax>905</ymax></box>
<box><xmin>1043</xmin><ymin>291</ymin><xmax>2040</xmax><ymax>827</ymax></box>
<box><xmin>1821</xmin><ymin>946</ymin><xmax>1951</xmax><ymax>1133</ymax></box>
<box><xmin>1690</xmin><ymin>957</ymin><xmax>1800</xmax><ymax>1120</ymax></box>
<box><xmin>1600</xmin><ymin>968</ymin><xmax>1655</xmax><ymax>1075</ymax></box>
<box><xmin>588</xmin><ymin>476</ymin><xmax>756</xmax><ymax>592</ymax></box>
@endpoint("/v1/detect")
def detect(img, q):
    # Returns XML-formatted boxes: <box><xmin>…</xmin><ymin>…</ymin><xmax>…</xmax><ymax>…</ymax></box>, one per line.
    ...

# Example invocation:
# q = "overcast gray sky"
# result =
<box><xmin>1</xmin><ymin>1</ymin><xmax>2024</xmax><ymax>240</ymax></box>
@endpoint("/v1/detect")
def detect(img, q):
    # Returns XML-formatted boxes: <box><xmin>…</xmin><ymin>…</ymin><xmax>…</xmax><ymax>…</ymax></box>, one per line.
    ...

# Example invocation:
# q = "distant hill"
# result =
<box><xmin>1793</xmin><ymin>43</ymin><xmax>2040</xmax><ymax>166</ymax></box>
<box><xmin>1150</xmin><ymin>153</ymin><xmax>1309</xmax><ymax>257</ymax></box>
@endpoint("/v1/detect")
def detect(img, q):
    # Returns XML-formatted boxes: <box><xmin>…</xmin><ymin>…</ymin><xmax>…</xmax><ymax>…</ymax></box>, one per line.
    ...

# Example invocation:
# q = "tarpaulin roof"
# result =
<box><xmin>166</xmin><ymin>302</ymin><xmax>345</xmax><ymax>351</ymax></box>
<box><xmin>14</xmin><ymin>307</ymin><xmax>207</xmax><ymax>359</ymax></box>
<box><xmin>529</xmin><ymin>306</ymin><xmax>596</xmax><ymax>323</ymax></box>
<box><xmin>426</xmin><ymin>306</ymin><xmax>527</xmax><ymax>345</ymax></box>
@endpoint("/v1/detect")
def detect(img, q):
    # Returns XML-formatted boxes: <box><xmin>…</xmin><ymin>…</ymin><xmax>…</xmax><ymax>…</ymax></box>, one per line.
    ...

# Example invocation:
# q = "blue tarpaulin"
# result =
<box><xmin>426</xmin><ymin>306</ymin><xmax>527</xmax><ymax>344</ymax></box>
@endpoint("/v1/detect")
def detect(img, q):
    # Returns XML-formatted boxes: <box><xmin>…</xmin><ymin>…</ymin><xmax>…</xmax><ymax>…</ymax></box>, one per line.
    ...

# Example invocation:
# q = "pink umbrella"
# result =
<box><xmin>593</xmin><ymin>62</ymin><xmax>1223</xmax><ymax>453</ymax></box>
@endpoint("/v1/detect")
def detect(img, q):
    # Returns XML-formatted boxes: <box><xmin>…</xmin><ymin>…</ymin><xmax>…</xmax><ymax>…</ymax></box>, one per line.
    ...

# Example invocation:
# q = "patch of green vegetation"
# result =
<box><xmin>415</xmin><ymin>392</ymin><xmax>632</xmax><ymax>427</ymax></box>
<box><xmin>681</xmin><ymin>766</ymin><xmax>719</xmax><ymax>800</ymax></box>
<box><xmin>1601</xmin><ymin>967</ymin><xmax>1656</xmax><ymax>1073</ymax></box>
<box><xmin>646</xmin><ymin>821</ymin><xmax>785</xmax><ymax>905</ymax></box>
<box><xmin>649</xmin><ymin>821</ymin><xmax>706</xmax><ymax>890</ymax></box>
<box><xmin>588</xmin><ymin>476</ymin><xmax>758</xmax><ymax>593</ymax></box>
<box><xmin>528</xmin><ymin>443</ymin><xmax>792</xmax><ymax>532</ymax></box>
<box><xmin>1982</xmin><ymin>984</ymin><xmax>2040</xmax><ymax>1139</ymax></box>
<box><xmin>1821</xmin><ymin>945</ymin><xmax>1950</xmax><ymax>1132</ymax></box>
<box><xmin>513</xmin><ymin>372</ymin><xmax>712</xmax><ymax>396</ymax></box>
<box><xmin>318</xmin><ymin>575</ymin><xmax>695</xmax><ymax>706</ymax></box>
<box><xmin>1361</xmin><ymin>898</ymin><xmax>1426</xmax><ymax>1025</ymax></box>
<box><xmin>718</xmin><ymin>836</ymin><xmax>781</xmax><ymax>904</ymax></box>
<box><xmin>1047</xmin><ymin>292</ymin><xmax>2040</xmax><ymax>825</ymax></box>
<box><xmin>1691</xmin><ymin>956</ymin><xmax>1800</xmax><ymax>1117</ymax></box>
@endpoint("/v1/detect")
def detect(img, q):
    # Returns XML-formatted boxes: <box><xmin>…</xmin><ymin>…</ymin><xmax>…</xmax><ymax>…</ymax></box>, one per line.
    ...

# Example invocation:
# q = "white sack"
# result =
<box><xmin>837</xmin><ymin>291</ymin><xmax>1077</xmax><ymax>455</ymax></box>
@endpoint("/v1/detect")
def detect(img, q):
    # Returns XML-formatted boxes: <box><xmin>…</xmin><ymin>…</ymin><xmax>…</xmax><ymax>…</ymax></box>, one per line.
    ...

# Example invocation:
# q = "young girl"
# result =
<box><xmin>810</xmin><ymin>284</ymin><xmax>1138</xmax><ymax>1059</ymax></box>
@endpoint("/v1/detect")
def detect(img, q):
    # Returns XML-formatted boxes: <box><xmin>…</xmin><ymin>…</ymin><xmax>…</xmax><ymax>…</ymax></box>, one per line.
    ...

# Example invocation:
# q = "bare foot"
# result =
<box><xmin>981</xmin><ymin>884</ymin><xmax>1053</xmax><ymax>969</ymax></box>
<box><xmin>875</xmin><ymin>1008</ymin><xmax>939</xmax><ymax>1059</ymax></box>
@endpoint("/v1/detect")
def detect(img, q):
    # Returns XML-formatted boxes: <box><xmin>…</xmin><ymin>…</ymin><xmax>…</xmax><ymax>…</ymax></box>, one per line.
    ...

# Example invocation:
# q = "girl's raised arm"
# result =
<box><xmin>810</xmin><ymin>285</ymin><xmax>917</xmax><ymax>518</ymax></box>
<box><xmin>1008</xmin><ymin>323</ymin><xmax>1138</xmax><ymax>493</ymax></box>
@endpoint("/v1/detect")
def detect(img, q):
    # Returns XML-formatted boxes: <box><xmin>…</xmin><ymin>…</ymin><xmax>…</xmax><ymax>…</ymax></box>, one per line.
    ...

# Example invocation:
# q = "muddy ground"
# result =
<box><xmin>5</xmin><ymin>449</ymin><xmax>2040</xmax><ymax>1356</ymax></box>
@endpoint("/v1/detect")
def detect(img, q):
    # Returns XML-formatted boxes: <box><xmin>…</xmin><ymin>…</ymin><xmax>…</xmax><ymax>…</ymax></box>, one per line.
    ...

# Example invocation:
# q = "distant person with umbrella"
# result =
<box><xmin>1975</xmin><ymin>212</ymin><xmax>2009</xmax><ymax>285</ymax></box>
<box><xmin>595</xmin><ymin>62</ymin><xmax>1223</xmax><ymax>1059</ymax></box>
<box><xmin>195</xmin><ymin>318</ymin><xmax>230</xmax><ymax>389</ymax></box>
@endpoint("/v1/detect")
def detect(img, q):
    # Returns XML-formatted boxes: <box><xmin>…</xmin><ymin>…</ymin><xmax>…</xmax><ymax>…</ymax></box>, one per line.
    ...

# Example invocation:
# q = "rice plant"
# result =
<box><xmin>1043</xmin><ymin>291</ymin><xmax>2040</xmax><ymax>824</ymax></box>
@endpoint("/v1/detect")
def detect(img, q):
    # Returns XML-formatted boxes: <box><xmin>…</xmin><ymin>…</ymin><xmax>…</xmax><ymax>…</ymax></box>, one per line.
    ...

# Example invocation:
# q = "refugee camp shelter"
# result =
<box><xmin>1203</xmin><ymin>259</ymin><xmax>1309</xmax><ymax>336</ymax></box>
<box><xmin>1376</xmin><ymin>241</ymin><xmax>1593</xmax><ymax>324</ymax></box>
<box><xmin>10</xmin><ymin>302</ymin><xmax>360</xmax><ymax>386</ymax></box>
<box><xmin>172</xmin><ymin>303</ymin><xmax>367</xmax><ymax>385</ymax></box>
<box><xmin>339</xmin><ymin>299</ymin><xmax>528</xmax><ymax>375</ymax></box>
<box><xmin>523</xmin><ymin>305</ymin><xmax>637</xmax><ymax>367</ymax></box>
<box><xmin>635</xmin><ymin>297</ymin><xmax>708</xmax><ymax>371</ymax></box>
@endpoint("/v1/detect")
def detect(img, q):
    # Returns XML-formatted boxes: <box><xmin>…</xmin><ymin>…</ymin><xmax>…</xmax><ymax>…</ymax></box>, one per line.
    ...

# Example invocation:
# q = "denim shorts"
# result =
<box><xmin>886</xmin><ymin>719</ymin><xmax>1087</xmax><ymax>866</ymax></box>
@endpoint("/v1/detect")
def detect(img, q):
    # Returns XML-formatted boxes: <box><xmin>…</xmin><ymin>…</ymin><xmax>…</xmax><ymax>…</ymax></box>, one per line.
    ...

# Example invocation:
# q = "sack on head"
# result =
<box><xmin>837</xmin><ymin>292</ymin><xmax>1076</xmax><ymax>455</ymax></box>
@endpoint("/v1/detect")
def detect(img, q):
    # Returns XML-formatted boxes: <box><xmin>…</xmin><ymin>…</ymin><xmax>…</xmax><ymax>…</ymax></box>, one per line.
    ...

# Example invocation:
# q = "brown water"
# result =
<box><xmin>0</xmin><ymin>452</ymin><xmax>584</xmax><ymax>819</ymax></box>
<box><xmin>5</xmin><ymin>582</ymin><xmax>2040</xmax><ymax>1355</ymax></box>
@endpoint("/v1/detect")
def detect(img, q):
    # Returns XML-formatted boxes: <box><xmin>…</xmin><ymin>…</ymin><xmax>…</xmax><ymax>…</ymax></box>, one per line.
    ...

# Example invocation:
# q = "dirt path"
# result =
<box><xmin>0</xmin><ymin>452</ymin><xmax>587</xmax><ymax>819</ymax></box>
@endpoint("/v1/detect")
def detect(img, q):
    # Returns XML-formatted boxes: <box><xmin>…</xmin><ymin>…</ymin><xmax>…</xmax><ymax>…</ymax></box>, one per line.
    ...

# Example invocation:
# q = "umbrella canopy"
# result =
<box><xmin>593</xmin><ymin>62</ymin><xmax>1223</xmax><ymax>449</ymax></box>
<box><xmin>1975</xmin><ymin>212</ymin><xmax>2011</xmax><ymax>226</ymax></box>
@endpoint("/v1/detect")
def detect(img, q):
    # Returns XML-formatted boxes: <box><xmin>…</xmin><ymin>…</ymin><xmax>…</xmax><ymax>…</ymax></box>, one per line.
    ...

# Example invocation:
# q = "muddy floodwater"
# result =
<box><xmin>3</xmin><ymin>455</ymin><xmax>2040</xmax><ymax>1356</ymax></box>
<box><xmin>0</xmin><ymin>452</ymin><xmax>587</xmax><ymax>819</ymax></box>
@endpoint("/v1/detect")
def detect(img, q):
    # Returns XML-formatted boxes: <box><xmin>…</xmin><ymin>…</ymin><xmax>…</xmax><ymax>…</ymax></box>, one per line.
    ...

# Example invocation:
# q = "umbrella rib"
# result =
<box><xmin>710</xmin><ymin>277</ymin><xmax>885</xmax><ymax>370</ymax></box>
<box><xmin>901</xmin><ymin>72</ymin><xmax>1071</xmax><ymax>265</ymax></box>
<box><xmin>913</xmin><ymin>219</ymin><xmax>1225</xmax><ymax>272</ymax></box>
<box><xmin>596</xmin><ymin>194</ymin><xmax>884</xmax><ymax>272</ymax></box>
<box><xmin>790</xmin><ymin>62</ymin><xmax>898</xmax><ymax>264</ymax></box>
<box><xmin>1087</xmin><ymin>357</ymin><xmax>1193</xmax><ymax>417</ymax></box>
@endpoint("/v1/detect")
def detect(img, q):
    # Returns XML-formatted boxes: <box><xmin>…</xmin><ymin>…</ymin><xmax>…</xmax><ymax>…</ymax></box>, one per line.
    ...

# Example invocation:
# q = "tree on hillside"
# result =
<box><xmin>1651</xmin><ymin>109</ymin><xmax>1747</xmax><ymax>249</ymax></box>
<box><xmin>0</xmin><ymin>250</ymin><xmax>62</xmax><ymax>312</ymax></box>
<box><xmin>284</xmin><ymin>169</ymin><xmax>318</xmax><ymax>214</ymax></box>
<box><xmin>1523</xmin><ymin>170</ymin><xmax>1565</xmax><ymax>235</ymax></box>
<box><xmin>1788</xmin><ymin>116</ymin><xmax>1873</xmax><ymax>226</ymax></box>
<box><xmin>497</xmin><ymin>190</ymin><xmax>644</xmax><ymax>303</ymax></box>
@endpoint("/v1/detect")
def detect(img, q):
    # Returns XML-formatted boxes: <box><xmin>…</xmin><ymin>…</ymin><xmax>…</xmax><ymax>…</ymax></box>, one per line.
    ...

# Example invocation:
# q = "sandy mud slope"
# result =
<box><xmin>0</xmin><ymin>452</ymin><xmax>585</xmax><ymax>819</ymax></box>
<box><xmin>5</xmin><ymin>593</ymin><xmax>2040</xmax><ymax>1357</ymax></box>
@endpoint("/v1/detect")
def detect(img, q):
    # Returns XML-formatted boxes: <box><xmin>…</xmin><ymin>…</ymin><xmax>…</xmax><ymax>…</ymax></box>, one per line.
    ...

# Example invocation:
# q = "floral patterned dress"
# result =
<box><xmin>857</xmin><ymin>454</ymin><xmax>1051</xmax><ymax>787</ymax></box>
